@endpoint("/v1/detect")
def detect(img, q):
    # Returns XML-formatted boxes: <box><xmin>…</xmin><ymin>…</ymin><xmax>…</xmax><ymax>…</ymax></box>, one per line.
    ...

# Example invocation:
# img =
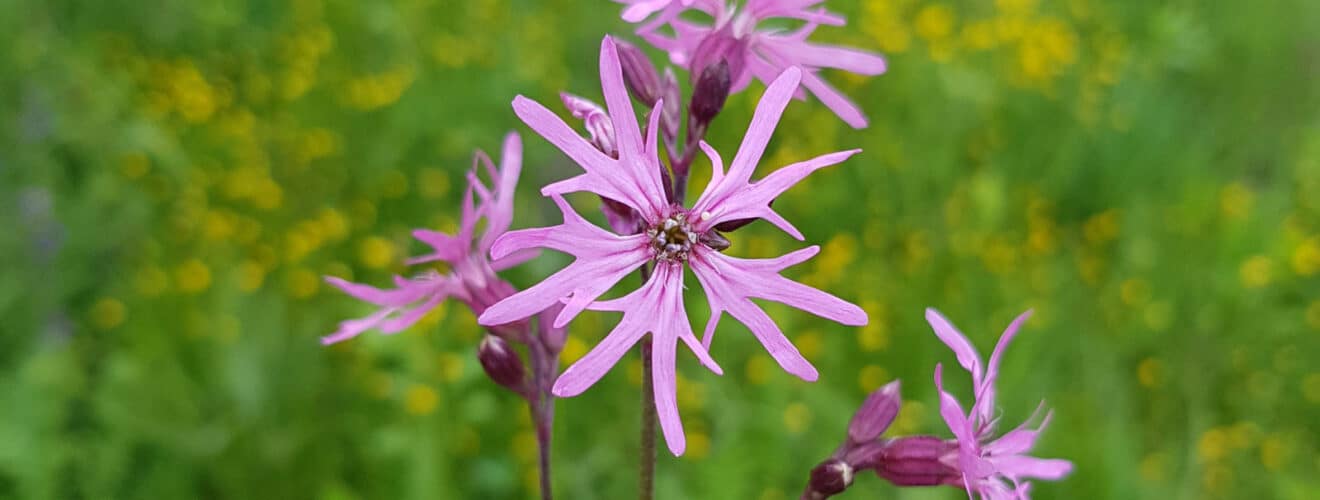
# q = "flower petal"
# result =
<box><xmin>926</xmin><ymin>308</ymin><xmax>984</xmax><ymax>387</ymax></box>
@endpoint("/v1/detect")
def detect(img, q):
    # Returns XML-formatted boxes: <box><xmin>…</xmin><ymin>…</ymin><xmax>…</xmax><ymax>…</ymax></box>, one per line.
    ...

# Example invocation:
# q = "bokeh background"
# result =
<box><xmin>3</xmin><ymin>0</ymin><xmax>1319</xmax><ymax>498</ymax></box>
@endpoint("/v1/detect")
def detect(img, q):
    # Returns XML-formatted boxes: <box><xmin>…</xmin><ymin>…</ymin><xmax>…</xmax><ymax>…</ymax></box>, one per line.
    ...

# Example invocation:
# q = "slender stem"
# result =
<box><xmin>535</xmin><ymin>396</ymin><xmax>554</xmax><ymax>500</ymax></box>
<box><xmin>526</xmin><ymin>326</ymin><xmax>557</xmax><ymax>500</ymax></box>
<box><xmin>639</xmin><ymin>336</ymin><xmax>656</xmax><ymax>500</ymax></box>
<box><xmin>637</xmin><ymin>265</ymin><xmax>656</xmax><ymax>500</ymax></box>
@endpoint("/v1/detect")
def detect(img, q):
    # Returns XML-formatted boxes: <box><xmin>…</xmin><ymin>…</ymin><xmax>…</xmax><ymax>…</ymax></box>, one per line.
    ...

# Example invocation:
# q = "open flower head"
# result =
<box><xmin>478</xmin><ymin>36</ymin><xmax>868</xmax><ymax>455</ymax></box>
<box><xmin>322</xmin><ymin>133</ymin><xmax>538</xmax><ymax>344</ymax></box>
<box><xmin>927</xmin><ymin>309</ymin><xmax>1074</xmax><ymax>498</ymax></box>
<box><xmin>634</xmin><ymin>0</ymin><xmax>887</xmax><ymax>128</ymax></box>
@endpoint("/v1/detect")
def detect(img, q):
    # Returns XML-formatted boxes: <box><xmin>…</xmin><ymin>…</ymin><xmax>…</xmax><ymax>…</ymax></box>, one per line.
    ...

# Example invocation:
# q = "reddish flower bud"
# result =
<box><xmin>699</xmin><ymin>231</ymin><xmax>731</xmax><ymax>252</ymax></box>
<box><xmin>689</xmin><ymin>60</ymin><xmax>731</xmax><ymax>126</ymax></box>
<box><xmin>847</xmin><ymin>380</ymin><xmax>901</xmax><ymax>444</ymax></box>
<box><xmin>616</xmin><ymin>40</ymin><xmax>662</xmax><ymax>106</ymax></box>
<box><xmin>806</xmin><ymin>459</ymin><xmax>854</xmax><ymax>497</ymax></box>
<box><xmin>660</xmin><ymin>68</ymin><xmax>681</xmax><ymax>142</ymax></box>
<box><xmin>874</xmin><ymin>436</ymin><xmax>962</xmax><ymax>487</ymax></box>
<box><xmin>478</xmin><ymin>335</ymin><xmax>527</xmax><ymax>392</ymax></box>
<box><xmin>713</xmin><ymin>199</ymin><xmax>774</xmax><ymax>232</ymax></box>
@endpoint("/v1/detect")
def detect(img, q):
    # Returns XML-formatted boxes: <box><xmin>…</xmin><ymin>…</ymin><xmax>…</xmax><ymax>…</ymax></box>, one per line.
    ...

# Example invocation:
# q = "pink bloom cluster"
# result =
<box><xmin>928</xmin><ymin>309</ymin><xmax>1074</xmax><ymax>499</ymax></box>
<box><xmin>803</xmin><ymin>309</ymin><xmax>1073</xmax><ymax>500</ymax></box>
<box><xmin>621</xmin><ymin>0</ymin><xmax>887</xmax><ymax>128</ymax></box>
<box><xmin>477</xmin><ymin>37</ymin><xmax>867</xmax><ymax>455</ymax></box>
<box><xmin>322</xmin><ymin>133</ymin><xmax>538</xmax><ymax>344</ymax></box>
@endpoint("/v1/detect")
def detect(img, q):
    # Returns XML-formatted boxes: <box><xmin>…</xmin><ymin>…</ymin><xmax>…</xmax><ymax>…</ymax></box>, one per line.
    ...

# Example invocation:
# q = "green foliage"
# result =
<box><xmin>1</xmin><ymin>0</ymin><xmax>1318</xmax><ymax>498</ymax></box>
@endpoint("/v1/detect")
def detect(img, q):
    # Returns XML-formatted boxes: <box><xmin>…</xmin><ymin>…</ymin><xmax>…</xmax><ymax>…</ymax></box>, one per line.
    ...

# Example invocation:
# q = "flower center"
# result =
<box><xmin>646</xmin><ymin>212</ymin><xmax>700</xmax><ymax>262</ymax></box>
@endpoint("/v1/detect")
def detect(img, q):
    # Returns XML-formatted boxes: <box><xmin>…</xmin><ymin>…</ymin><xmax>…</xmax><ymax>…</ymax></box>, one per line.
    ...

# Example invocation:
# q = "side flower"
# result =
<box><xmin>322</xmin><ymin>132</ymin><xmax>539</xmax><ymax>344</ymax></box>
<box><xmin>630</xmin><ymin>0</ymin><xmax>887</xmax><ymax>128</ymax></box>
<box><xmin>927</xmin><ymin>308</ymin><xmax>1074</xmax><ymax>498</ymax></box>
<box><xmin>477</xmin><ymin>36</ymin><xmax>868</xmax><ymax>455</ymax></box>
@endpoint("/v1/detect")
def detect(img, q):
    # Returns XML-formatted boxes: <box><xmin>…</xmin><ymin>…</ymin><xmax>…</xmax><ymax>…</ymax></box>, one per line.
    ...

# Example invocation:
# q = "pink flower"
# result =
<box><xmin>614</xmin><ymin>0</ymin><xmax>698</xmax><ymax>23</ymax></box>
<box><xmin>478</xmin><ymin>36</ymin><xmax>868</xmax><ymax>455</ymax></box>
<box><xmin>927</xmin><ymin>308</ymin><xmax>1074</xmax><ymax>499</ymax></box>
<box><xmin>322</xmin><ymin>133</ymin><xmax>539</xmax><ymax>344</ymax></box>
<box><xmin>634</xmin><ymin>0</ymin><xmax>887</xmax><ymax>128</ymax></box>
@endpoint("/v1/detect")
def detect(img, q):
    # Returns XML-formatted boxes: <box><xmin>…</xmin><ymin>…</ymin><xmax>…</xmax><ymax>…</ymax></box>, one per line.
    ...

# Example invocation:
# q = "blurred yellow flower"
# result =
<box><xmin>686</xmin><ymin>431</ymin><xmax>711</xmax><ymax>459</ymax></box>
<box><xmin>1083</xmin><ymin>210</ymin><xmax>1120</xmax><ymax>245</ymax></box>
<box><xmin>404</xmin><ymin>384</ymin><xmax>439</xmax><ymax>416</ymax></box>
<box><xmin>120</xmin><ymin>153</ymin><xmax>150</xmax><ymax>179</ymax></box>
<box><xmin>135</xmin><ymin>265</ymin><xmax>169</xmax><ymax>296</ymax></box>
<box><xmin>358</xmin><ymin>236</ymin><xmax>396</xmax><ymax>269</ymax></box>
<box><xmin>560</xmin><ymin>336</ymin><xmax>588</xmax><ymax>367</ymax></box>
<box><xmin>91</xmin><ymin>298</ymin><xmax>127</xmax><ymax>330</ymax></box>
<box><xmin>746</xmin><ymin>354</ymin><xmax>772</xmax><ymax>385</ymax></box>
<box><xmin>782</xmin><ymin>402</ymin><xmax>812</xmax><ymax>434</ymax></box>
<box><xmin>1120</xmin><ymin>278</ymin><xmax>1151</xmax><ymax>306</ymax></box>
<box><xmin>1139</xmin><ymin>451</ymin><xmax>1168</xmax><ymax>482</ymax></box>
<box><xmin>175</xmin><ymin>259</ymin><xmax>212</xmax><ymax>294</ymax></box>
<box><xmin>1219</xmin><ymin>182</ymin><xmax>1254</xmax><ymax>220</ymax></box>
<box><xmin>1197</xmin><ymin>428</ymin><xmax>1228</xmax><ymax>462</ymax></box>
<box><xmin>1259</xmin><ymin>435</ymin><xmax>1292</xmax><ymax>470</ymax></box>
<box><xmin>1291</xmin><ymin>237</ymin><xmax>1320</xmax><ymax>276</ymax></box>
<box><xmin>418</xmin><ymin>168</ymin><xmax>452</xmax><ymax>199</ymax></box>
<box><xmin>438</xmin><ymin>352</ymin><xmax>465</xmax><ymax>383</ymax></box>
<box><xmin>1136</xmin><ymin>357</ymin><xmax>1163</xmax><ymax>388</ymax></box>
<box><xmin>512</xmin><ymin>430</ymin><xmax>538</xmax><ymax>463</ymax></box>
<box><xmin>1301</xmin><ymin>373</ymin><xmax>1320</xmax><ymax>403</ymax></box>
<box><xmin>1238</xmin><ymin>255</ymin><xmax>1273</xmax><ymax>288</ymax></box>
<box><xmin>915</xmin><ymin>4</ymin><xmax>956</xmax><ymax>42</ymax></box>
<box><xmin>858</xmin><ymin>364</ymin><xmax>889</xmax><ymax>392</ymax></box>
<box><xmin>237</xmin><ymin>260</ymin><xmax>266</xmax><ymax>292</ymax></box>
<box><xmin>287</xmin><ymin>268</ymin><xmax>320</xmax><ymax>299</ymax></box>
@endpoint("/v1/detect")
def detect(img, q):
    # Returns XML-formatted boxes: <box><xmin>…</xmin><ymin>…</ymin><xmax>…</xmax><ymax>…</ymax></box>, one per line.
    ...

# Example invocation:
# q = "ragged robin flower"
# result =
<box><xmin>630</xmin><ymin>0</ymin><xmax>887</xmax><ymax>128</ymax></box>
<box><xmin>322</xmin><ymin>133</ymin><xmax>539</xmax><ymax>344</ymax></box>
<box><xmin>477</xmin><ymin>36</ymin><xmax>867</xmax><ymax>455</ymax></box>
<box><xmin>927</xmin><ymin>308</ymin><xmax>1074</xmax><ymax>498</ymax></box>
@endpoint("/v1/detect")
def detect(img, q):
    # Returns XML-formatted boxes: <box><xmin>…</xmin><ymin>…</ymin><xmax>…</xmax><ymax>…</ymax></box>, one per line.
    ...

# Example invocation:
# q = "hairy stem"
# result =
<box><xmin>637</xmin><ymin>265</ymin><xmax>656</xmax><ymax>500</ymax></box>
<box><xmin>527</xmin><ymin>326</ymin><xmax>558</xmax><ymax>500</ymax></box>
<box><xmin>639</xmin><ymin>336</ymin><xmax>656</xmax><ymax>500</ymax></box>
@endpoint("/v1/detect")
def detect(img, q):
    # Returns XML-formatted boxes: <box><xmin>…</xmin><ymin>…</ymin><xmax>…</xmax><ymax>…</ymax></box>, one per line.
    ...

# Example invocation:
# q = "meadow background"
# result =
<box><xmin>2</xmin><ymin>0</ymin><xmax>1319</xmax><ymax>498</ymax></box>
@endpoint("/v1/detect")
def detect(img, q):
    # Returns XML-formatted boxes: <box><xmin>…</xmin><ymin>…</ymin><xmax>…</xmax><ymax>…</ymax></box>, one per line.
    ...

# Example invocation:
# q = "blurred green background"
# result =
<box><xmin>2</xmin><ymin>0</ymin><xmax>1319</xmax><ymax>498</ymax></box>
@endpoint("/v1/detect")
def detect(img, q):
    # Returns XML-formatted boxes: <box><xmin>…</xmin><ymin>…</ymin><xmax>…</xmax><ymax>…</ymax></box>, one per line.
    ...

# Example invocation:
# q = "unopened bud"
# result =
<box><xmin>478</xmin><ymin>335</ymin><xmax>527</xmax><ymax>392</ymax></box>
<box><xmin>714</xmin><ymin>199</ymin><xmax>774</xmax><ymax>232</ymax></box>
<box><xmin>847</xmin><ymin>380</ymin><xmax>901</xmax><ymax>444</ymax></box>
<box><xmin>537</xmin><ymin>303</ymin><xmax>568</xmax><ymax>352</ymax></box>
<box><xmin>875</xmin><ymin>436</ymin><xmax>962</xmax><ymax>487</ymax></box>
<box><xmin>807</xmin><ymin>459</ymin><xmax>854</xmax><ymax>497</ymax></box>
<box><xmin>616</xmin><ymin>40</ymin><xmax>662</xmax><ymax>106</ymax></box>
<box><xmin>660</xmin><ymin>68</ymin><xmax>681</xmax><ymax>142</ymax></box>
<box><xmin>689</xmin><ymin>28</ymin><xmax>745</xmax><ymax>87</ymax></box>
<box><xmin>689</xmin><ymin>60</ymin><xmax>731</xmax><ymax>125</ymax></box>
<box><xmin>699</xmin><ymin>231</ymin><xmax>731</xmax><ymax>252</ymax></box>
<box><xmin>560</xmin><ymin>93</ymin><xmax>618</xmax><ymax>157</ymax></box>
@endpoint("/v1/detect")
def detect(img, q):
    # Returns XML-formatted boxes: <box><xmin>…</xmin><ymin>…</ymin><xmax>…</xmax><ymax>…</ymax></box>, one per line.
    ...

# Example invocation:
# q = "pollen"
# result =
<box><xmin>647</xmin><ymin>211</ymin><xmax>701</xmax><ymax>262</ymax></box>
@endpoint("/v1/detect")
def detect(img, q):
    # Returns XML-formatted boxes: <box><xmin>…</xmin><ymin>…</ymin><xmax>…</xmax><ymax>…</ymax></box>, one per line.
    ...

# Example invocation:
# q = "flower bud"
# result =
<box><xmin>560</xmin><ymin>93</ymin><xmax>618</xmax><ymax>158</ymax></box>
<box><xmin>874</xmin><ymin>436</ymin><xmax>962</xmax><ymax>487</ymax></box>
<box><xmin>713</xmin><ymin>199</ymin><xmax>774</xmax><ymax>232</ymax></box>
<box><xmin>478</xmin><ymin>335</ymin><xmax>527</xmax><ymax>392</ymax></box>
<box><xmin>537</xmin><ymin>303</ymin><xmax>568</xmax><ymax>352</ymax></box>
<box><xmin>689</xmin><ymin>28</ymin><xmax>745</xmax><ymax>87</ymax></box>
<box><xmin>689</xmin><ymin>60</ymin><xmax>731</xmax><ymax>126</ymax></box>
<box><xmin>616</xmin><ymin>40</ymin><xmax>662</xmax><ymax>106</ymax></box>
<box><xmin>806</xmin><ymin>459</ymin><xmax>853</xmax><ymax>497</ymax></box>
<box><xmin>699</xmin><ymin>231</ymin><xmax>731</xmax><ymax>252</ymax></box>
<box><xmin>847</xmin><ymin>380</ymin><xmax>901</xmax><ymax>444</ymax></box>
<box><xmin>660</xmin><ymin>68</ymin><xmax>681</xmax><ymax>142</ymax></box>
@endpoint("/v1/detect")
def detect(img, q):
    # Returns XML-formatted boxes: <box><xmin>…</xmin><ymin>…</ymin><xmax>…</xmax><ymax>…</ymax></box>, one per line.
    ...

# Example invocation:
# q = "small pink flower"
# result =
<box><xmin>633</xmin><ymin>0</ymin><xmax>887</xmax><ymax>128</ymax></box>
<box><xmin>322</xmin><ymin>133</ymin><xmax>539</xmax><ymax>344</ymax></box>
<box><xmin>478</xmin><ymin>36</ymin><xmax>868</xmax><ymax>455</ymax></box>
<box><xmin>927</xmin><ymin>309</ymin><xmax>1074</xmax><ymax>498</ymax></box>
